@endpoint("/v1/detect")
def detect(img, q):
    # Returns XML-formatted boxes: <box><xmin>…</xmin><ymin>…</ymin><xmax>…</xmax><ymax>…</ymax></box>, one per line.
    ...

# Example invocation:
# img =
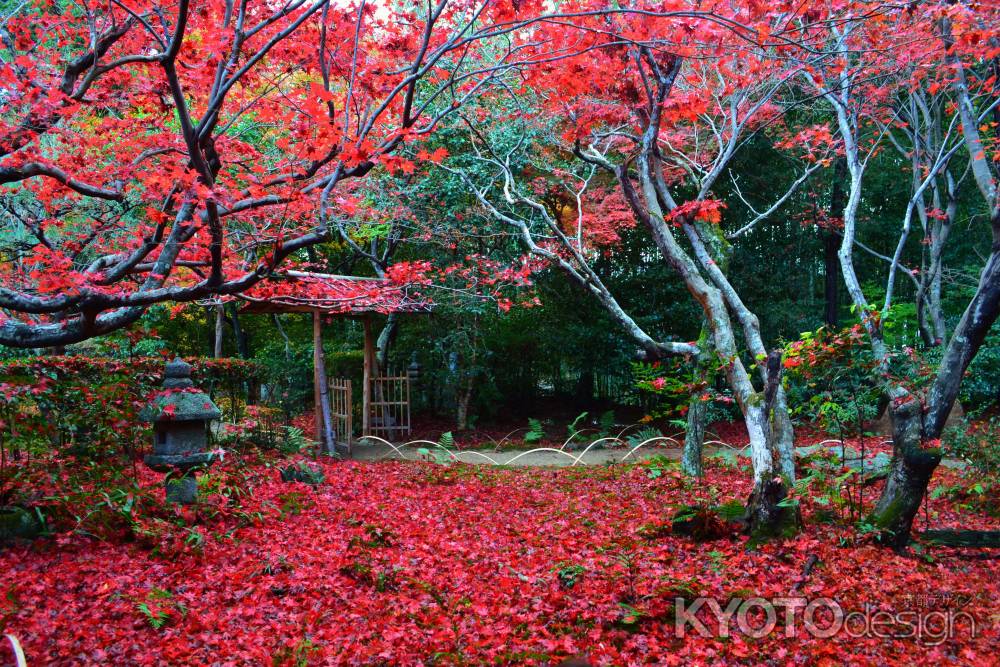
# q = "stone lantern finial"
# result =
<box><xmin>163</xmin><ymin>357</ymin><xmax>195</xmax><ymax>389</ymax></box>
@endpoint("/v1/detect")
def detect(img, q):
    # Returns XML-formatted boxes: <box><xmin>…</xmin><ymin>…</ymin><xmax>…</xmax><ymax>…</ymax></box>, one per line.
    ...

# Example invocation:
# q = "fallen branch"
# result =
<box><xmin>791</xmin><ymin>554</ymin><xmax>820</xmax><ymax>593</ymax></box>
<box><xmin>918</xmin><ymin>530</ymin><xmax>1000</xmax><ymax>548</ymax></box>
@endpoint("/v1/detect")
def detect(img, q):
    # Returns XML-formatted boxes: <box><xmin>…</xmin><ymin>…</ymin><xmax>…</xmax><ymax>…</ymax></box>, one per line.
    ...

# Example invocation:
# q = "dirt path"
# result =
<box><xmin>347</xmin><ymin>440</ymin><xmax>967</xmax><ymax>469</ymax></box>
<box><xmin>349</xmin><ymin>441</ymin><xmax>699</xmax><ymax>466</ymax></box>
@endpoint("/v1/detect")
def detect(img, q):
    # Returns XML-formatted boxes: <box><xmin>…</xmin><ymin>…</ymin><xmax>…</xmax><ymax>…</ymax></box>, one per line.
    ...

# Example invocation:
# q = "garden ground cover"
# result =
<box><xmin>0</xmin><ymin>452</ymin><xmax>997</xmax><ymax>666</ymax></box>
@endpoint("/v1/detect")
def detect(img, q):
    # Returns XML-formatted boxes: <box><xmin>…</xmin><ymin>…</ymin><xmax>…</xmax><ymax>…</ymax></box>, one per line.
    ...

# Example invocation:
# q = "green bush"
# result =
<box><xmin>0</xmin><ymin>355</ymin><xmax>262</xmax><ymax>462</ymax></box>
<box><xmin>958</xmin><ymin>331</ymin><xmax>1000</xmax><ymax>414</ymax></box>
<box><xmin>943</xmin><ymin>419</ymin><xmax>1000</xmax><ymax>479</ymax></box>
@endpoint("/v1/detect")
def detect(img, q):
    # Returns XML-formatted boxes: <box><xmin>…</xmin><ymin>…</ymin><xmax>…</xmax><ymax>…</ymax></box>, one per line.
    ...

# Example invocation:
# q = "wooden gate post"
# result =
<box><xmin>313</xmin><ymin>311</ymin><xmax>336</xmax><ymax>454</ymax></box>
<box><xmin>362</xmin><ymin>317</ymin><xmax>374</xmax><ymax>435</ymax></box>
<box><xmin>313</xmin><ymin>312</ymin><xmax>323</xmax><ymax>443</ymax></box>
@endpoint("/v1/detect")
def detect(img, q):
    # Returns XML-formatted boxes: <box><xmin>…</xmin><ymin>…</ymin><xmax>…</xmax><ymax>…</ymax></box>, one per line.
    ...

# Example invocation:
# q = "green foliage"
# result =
<box><xmin>0</xmin><ymin>355</ymin><xmax>261</xmax><ymax>463</ymax></box>
<box><xmin>524</xmin><ymin>418</ymin><xmax>545</xmax><ymax>445</ymax></box>
<box><xmin>416</xmin><ymin>435</ymin><xmax>455</xmax><ymax>465</ymax></box>
<box><xmin>783</xmin><ymin>453</ymin><xmax>881</xmax><ymax>523</ymax></box>
<box><xmin>783</xmin><ymin>326</ymin><xmax>881</xmax><ymax>437</ymax></box>
<box><xmin>352</xmin><ymin>221</ymin><xmax>392</xmax><ymax>243</ymax></box>
<box><xmin>565</xmin><ymin>410</ymin><xmax>619</xmax><ymax>444</ymax></box>
<box><xmin>641</xmin><ymin>454</ymin><xmax>679</xmax><ymax>479</ymax></box>
<box><xmin>943</xmin><ymin>419</ymin><xmax>1000</xmax><ymax>480</ymax></box>
<box><xmin>566</xmin><ymin>412</ymin><xmax>589</xmax><ymax>441</ymax></box>
<box><xmin>279</xmin><ymin>462</ymin><xmax>325</xmax><ymax>486</ymax></box>
<box><xmin>626</xmin><ymin>426</ymin><xmax>665</xmax><ymax>449</ymax></box>
<box><xmin>716</xmin><ymin>500</ymin><xmax>747</xmax><ymax>522</ymax></box>
<box><xmin>277</xmin><ymin>490</ymin><xmax>313</xmax><ymax>517</ymax></box>
<box><xmin>708</xmin><ymin>447</ymin><xmax>742</xmax><ymax>468</ymax></box>
<box><xmin>598</xmin><ymin>410</ymin><xmax>616</xmax><ymax>436</ymax></box>
<box><xmin>957</xmin><ymin>331</ymin><xmax>1000</xmax><ymax>413</ymax></box>
<box><xmin>554</xmin><ymin>563</ymin><xmax>586</xmax><ymax>589</ymax></box>
<box><xmin>272</xmin><ymin>637</ymin><xmax>320</xmax><ymax>667</ymax></box>
<box><xmin>136</xmin><ymin>588</ymin><xmax>186</xmax><ymax>630</ymax></box>
<box><xmin>632</xmin><ymin>356</ymin><xmax>738</xmax><ymax>424</ymax></box>
<box><xmin>279</xmin><ymin>426</ymin><xmax>315</xmax><ymax>456</ymax></box>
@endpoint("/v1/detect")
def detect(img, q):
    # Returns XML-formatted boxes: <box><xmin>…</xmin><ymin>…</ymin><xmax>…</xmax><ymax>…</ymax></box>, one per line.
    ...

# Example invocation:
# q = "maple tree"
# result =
<box><xmin>5</xmin><ymin>4</ymin><xmax>1000</xmax><ymax>663</ymax></box>
<box><xmin>799</xmin><ymin>0</ymin><xmax>1000</xmax><ymax>547</ymax></box>
<box><xmin>435</xmin><ymin>3</ymin><xmax>844</xmax><ymax>533</ymax></box>
<box><xmin>0</xmin><ymin>0</ymin><xmax>581</xmax><ymax>347</ymax></box>
<box><xmin>409</xmin><ymin>0</ymin><xmax>1000</xmax><ymax>543</ymax></box>
<box><xmin>1</xmin><ymin>0</ymin><xmax>998</xmax><ymax>551</ymax></box>
<box><xmin>435</xmin><ymin>103</ymin><xmax>727</xmax><ymax>472</ymax></box>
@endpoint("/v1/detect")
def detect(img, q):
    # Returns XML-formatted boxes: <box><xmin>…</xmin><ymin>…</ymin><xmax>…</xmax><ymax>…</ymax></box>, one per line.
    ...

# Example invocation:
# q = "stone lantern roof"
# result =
<box><xmin>140</xmin><ymin>358</ymin><xmax>222</xmax><ymax>422</ymax></box>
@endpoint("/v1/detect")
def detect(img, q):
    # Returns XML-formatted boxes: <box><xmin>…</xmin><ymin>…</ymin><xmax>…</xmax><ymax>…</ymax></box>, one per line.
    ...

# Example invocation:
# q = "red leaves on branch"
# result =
<box><xmin>667</xmin><ymin>199</ymin><xmax>727</xmax><ymax>227</ymax></box>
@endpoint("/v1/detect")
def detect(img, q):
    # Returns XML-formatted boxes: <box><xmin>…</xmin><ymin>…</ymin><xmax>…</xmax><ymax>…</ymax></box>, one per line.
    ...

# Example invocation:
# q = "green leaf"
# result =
<box><xmin>566</xmin><ymin>412</ymin><xmax>588</xmax><ymax>441</ymax></box>
<box><xmin>524</xmin><ymin>418</ymin><xmax>545</xmax><ymax>444</ymax></box>
<box><xmin>716</xmin><ymin>500</ymin><xmax>746</xmax><ymax>521</ymax></box>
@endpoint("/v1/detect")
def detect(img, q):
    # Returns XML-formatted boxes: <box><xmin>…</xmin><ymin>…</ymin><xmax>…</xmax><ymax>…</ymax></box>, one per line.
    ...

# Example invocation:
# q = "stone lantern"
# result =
<box><xmin>407</xmin><ymin>353</ymin><xmax>422</xmax><ymax>409</ymax></box>
<box><xmin>141</xmin><ymin>358</ymin><xmax>221</xmax><ymax>504</ymax></box>
<box><xmin>406</xmin><ymin>352</ymin><xmax>422</xmax><ymax>384</ymax></box>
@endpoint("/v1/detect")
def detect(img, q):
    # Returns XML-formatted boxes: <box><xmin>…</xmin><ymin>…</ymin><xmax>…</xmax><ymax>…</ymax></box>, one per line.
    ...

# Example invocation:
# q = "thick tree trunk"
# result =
<box><xmin>682</xmin><ymin>396</ymin><xmax>706</xmax><ymax>477</ymax></box>
<box><xmin>869</xmin><ymin>396</ymin><xmax>941</xmax><ymax>550</ymax></box>
<box><xmin>747</xmin><ymin>478</ymin><xmax>795</xmax><ymax>539</ymax></box>
<box><xmin>376</xmin><ymin>313</ymin><xmax>399</xmax><ymax>373</ymax></box>
<box><xmin>682</xmin><ymin>327</ymin><xmax>711</xmax><ymax>477</ymax></box>
<box><xmin>824</xmin><ymin>157</ymin><xmax>847</xmax><ymax>327</ymax></box>
<box><xmin>744</xmin><ymin>406</ymin><xmax>799</xmax><ymax>539</ymax></box>
<box><xmin>871</xmin><ymin>245</ymin><xmax>1000</xmax><ymax>546</ymax></box>
<box><xmin>213</xmin><ymin>304</ymin><xmax>224</xmax><ymax>357</ymax></box>
<box><xmin>227</xmin><ymin>302</ymin><xmax>250</xmax><ymax>359</ymax></box>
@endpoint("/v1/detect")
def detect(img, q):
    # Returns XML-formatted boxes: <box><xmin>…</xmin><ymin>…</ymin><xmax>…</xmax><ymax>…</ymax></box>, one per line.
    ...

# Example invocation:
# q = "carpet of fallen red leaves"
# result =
<box><xmin>0</xmin><ymin>450</ymin><xmax>997</xmax><ymax>666</ymax></box>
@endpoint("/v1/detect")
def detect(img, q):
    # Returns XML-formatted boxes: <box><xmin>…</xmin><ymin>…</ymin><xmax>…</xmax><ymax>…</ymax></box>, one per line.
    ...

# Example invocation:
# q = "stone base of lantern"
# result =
<box><xmin>165</xmin><ymin>475</ymin><xmax>199</xmax><ymax>504</ymax></box>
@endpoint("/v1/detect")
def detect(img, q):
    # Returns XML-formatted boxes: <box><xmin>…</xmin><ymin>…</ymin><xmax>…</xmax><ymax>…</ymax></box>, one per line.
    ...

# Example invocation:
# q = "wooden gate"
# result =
<box><xmin>365</xmin><ymin>375</ymin><xmax>411</xmax><ymax>441</ymax></box>
<box><xmin>328</xmin><ymin>377</ymin><xmax>353</xmax><ymax>456</ymax></box>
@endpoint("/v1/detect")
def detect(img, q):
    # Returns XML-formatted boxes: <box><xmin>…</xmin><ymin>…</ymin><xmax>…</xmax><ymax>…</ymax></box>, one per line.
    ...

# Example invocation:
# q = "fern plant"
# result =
<box><xmin>566</xmin><ymin>412</ymin><xmax>588</xmax><ymax>442</ymax></box>
<box><xmin>524</xmin><ymin>418</ymin><xmax>545</xmax><ymax>445</ymax></box>
<box><xmin>416</xmin><ymin>432</ymin><xmax>455</xmax><ymax>465</ymax></box>
<box><xmin>597</xmin><ymin>410</ymin><xmax>616</xmax><ymax>437</ymax></box>
<box><xmin>136</xmin><ymin>588</ymin><xmax>186</xmax><ymax>630</ymax></box>
<box><xmin>279</xmin><ymin>426</ymin><xmax>315</xmax><ymax>455</ymax></box>
<box><xmin>626</xmin><ymin>426</ymin><xmax>663</xmax><ymax>449</ymax></box>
